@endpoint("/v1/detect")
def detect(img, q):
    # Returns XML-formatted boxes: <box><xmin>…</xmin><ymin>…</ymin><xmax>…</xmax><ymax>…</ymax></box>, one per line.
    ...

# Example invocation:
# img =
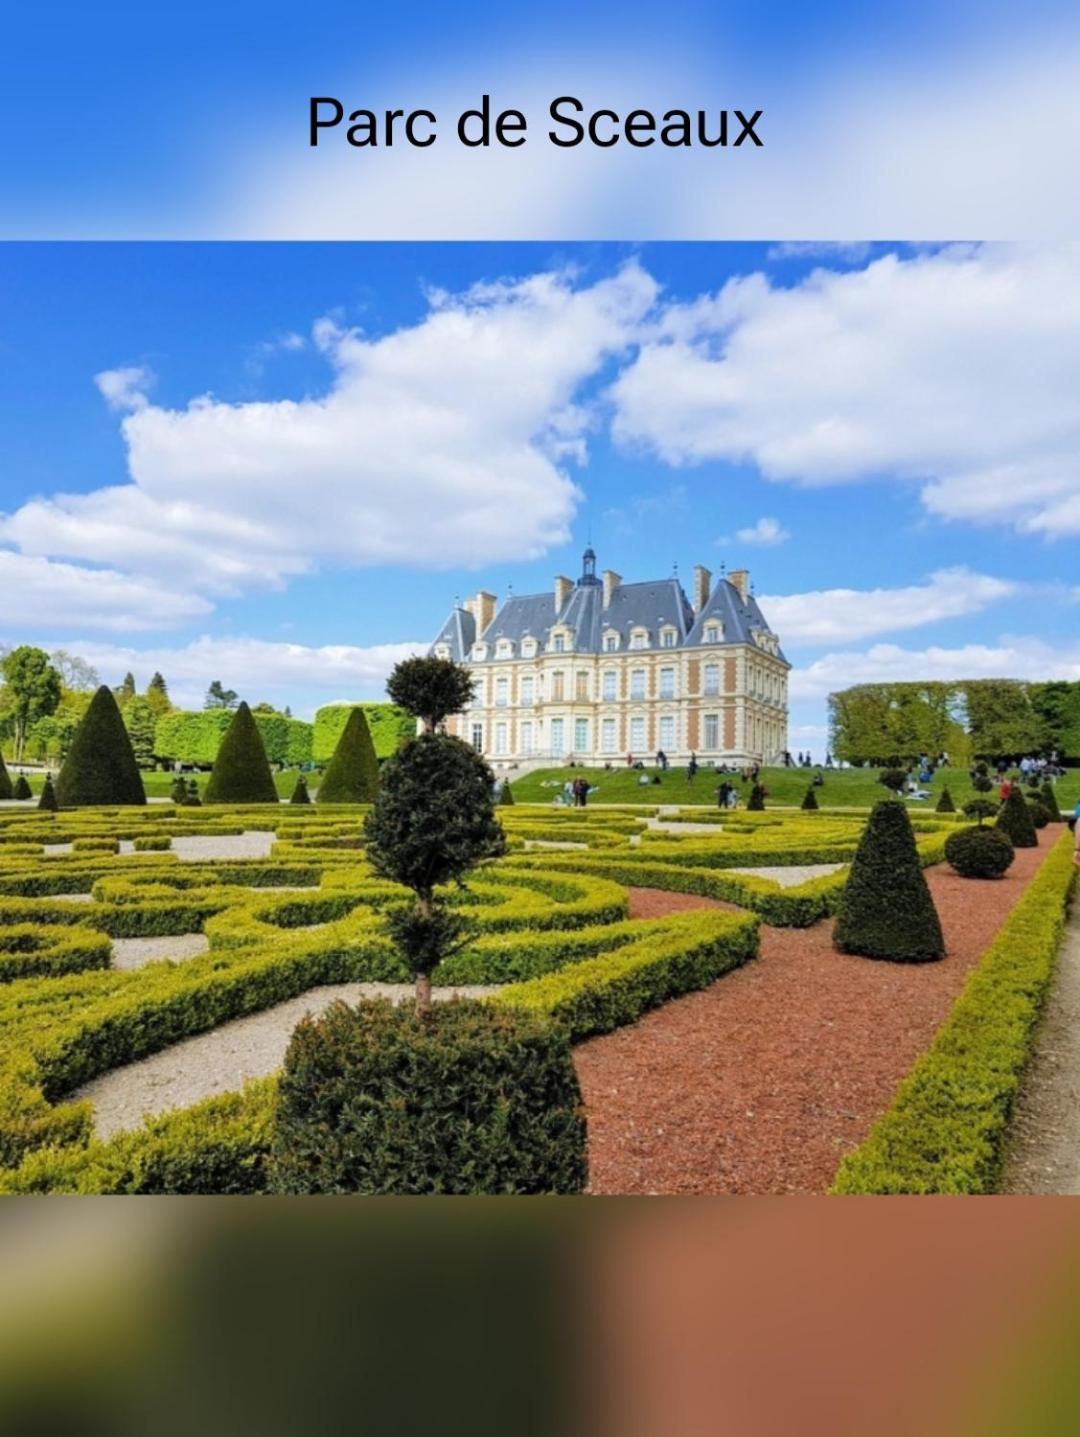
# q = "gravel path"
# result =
<box><xmin>76</xmin><ymin>980</ymin><xmax>500</xmax><ymax>1138</ymax></box>
<box><xmin>726</xmin><ymin>863</ymin><xmax>845</xmax><ymax>887</ymax></box>
<box><xmin>171</xmin><ymin>832</ymin><xmax>275</xmax><ymax>862</ymax></box>
<box><xmin>579</xmin><ymin>841</ymin><xmax>1053</xmax><ymax>1194</ymax></box>
<box><xmin>999</xmin><ymin>894</ymin><xmax>1080</xmax><ymax>1193</ymax></box>
<box><xmin>109</xmin><ymin>934</ymin><xmax>210</xmax><ymax>971</ymax></box>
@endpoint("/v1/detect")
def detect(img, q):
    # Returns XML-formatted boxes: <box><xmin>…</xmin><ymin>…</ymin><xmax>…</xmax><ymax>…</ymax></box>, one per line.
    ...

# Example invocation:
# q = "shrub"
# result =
<box><xmin>55</xmin><ymin>686</ymin><xmax>146</xmax><ymax>807</ymax></box>
<box><xmin>935</xmin><ymin>786</ymin><xmax>955</xmax><ymax>814</ymax></box>
<box><xmin>154</xmin><ymin>709</ymin><xmax>312</xmax><ymax>767</ymax></box>
<box><xmin>944</xmin><ymin>825</ymin><xmax>1015</xmax><ymax>879</ymax></box>
<box><xmin>833</xmin><ymin>801</ymin><xmax>944</xmax><ymax>962</ymax></box>
<box><xmin>964</xmin><ymin>798</ymin><xmax>998</xmax><ymax>824</ymax></box>
<box><xmin>800</xmin><ymin>785</ymin><xmax>818</xmax><ymax>811</ymax></box>
<box><xmin>268</xmin><ymin>997</ymin><xmax>587</xmax><ymax>1195</ymax></box>
<box><xmin>499</xmin><ymin>780</ymin><xmax>515</xmax><ymax>807</ymax></box>
<box><xmin>205</xmin><ymin>702</ymin><xmax>278</xmax><ymax>804</ymax></box>
<box><xmin>186</xmin><ymin>779</ymin><xmax>202</xmax><ymax>807</ymax></box>
<box><xmin>289</xmin><ymin>775</ymin><xmax>311</xmax><ymax>805</ymax></box>
<box><xmin>1028</xmin><ymin>801</ymin><xmax>1052</xmax><ymax>830</ymax></box>
<box><xmin>0</xmin><ymin>752</ymin><xmax>12</xmax><ymax>801</ymax></box>
<box><xmin>312</xmin><ymin>703</ymin><xmax>413</xmax><ymax>763</ymax></box>
<box><xmin>133</xmin><ymin>835</ymin><xmax>172</xmax><ymax>851</ymax></box>
<box><xmin>879</xmin><ymin>768</ymin><xmax>907</xmax><ymax>796</ymax></box>
<box><xmin>747</xmin><ymin>783</ymin><xmax>766</xmax><ymax>811</ymax></box>
<box><xmin>1040</xmin><ymin>780</ymin><xmax>1062</xmax><ymax>821</ymax></box>
<box><xmin>12</xmin><ymin>776</ymin><xmax>31</xmax><ymax>801</ymax></box>
<box><xmin>169</xmin><ymin>775</ymin><xmax>187</xmax><ymax>805</ymax></box>
<box><xmin>37</xmin><ymin>775</ymin><xmax>59</xmax><ymax>812</ymax></box>
<box><xmin>316</xmin><ymin>707</ymin><xmax>379</xmax><ymax>804</ymax></box>
<box><xmin>996</xmin><ymin>787</ymin><xmax>1037</xmax><ymax>848</ymax></box>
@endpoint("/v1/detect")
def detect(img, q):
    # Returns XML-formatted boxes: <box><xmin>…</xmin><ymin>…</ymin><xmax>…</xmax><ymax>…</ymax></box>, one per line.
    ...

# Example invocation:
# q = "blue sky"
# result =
<box><xmin>1</xmin><ymin>240</ymin><xmax>1079</xmax><ymax>750</ymax></box>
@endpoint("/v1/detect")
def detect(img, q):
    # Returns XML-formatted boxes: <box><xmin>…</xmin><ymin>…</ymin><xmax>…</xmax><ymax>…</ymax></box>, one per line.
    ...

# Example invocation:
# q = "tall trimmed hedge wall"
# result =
<box><xmin>154</xmin><ymin>710</ymin><xmax>312</xmax><ymax>766</ymax></box>
<box><xmin>313</xmin><ymin>703</ymin><xmax>413</xmax><ymax>762</ymax></box>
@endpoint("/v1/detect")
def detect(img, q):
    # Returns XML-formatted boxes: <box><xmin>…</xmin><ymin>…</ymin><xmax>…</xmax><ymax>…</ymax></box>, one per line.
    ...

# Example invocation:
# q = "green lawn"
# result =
<box><xmin>8</xmin><ymin>769</ymin><xmax>306</xmax><ymax>800</ymax></box>
<box><xmin>505</xmin><ymin>763</ymin><xmax>1080</xmax><ymax>811</ymax></box>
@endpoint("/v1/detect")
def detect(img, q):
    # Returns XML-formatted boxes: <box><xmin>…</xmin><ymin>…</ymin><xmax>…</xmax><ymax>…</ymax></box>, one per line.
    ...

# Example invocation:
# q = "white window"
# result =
<box><xmin>550</xmin><ymin>718</ymin><xmax>565</xmax><ymax>756</ymax></box>
<box><xmin>704</xmin><ymin>714</ymin><xmax>719</xmax><ymax>750</ymax></box>
<box><xmin>471</xmin><ymin>723</ymin><xmax>484</xmax><ymax>753</ymax></box>
<box><xmin>629</xmin><ymin>631</ymin><xmax>647</xmax><ymax>650</ymax></box>
<box><xmin>703</xmin><ymin>663</ymin><xmax>720</xmax><ymax>697</ymax></box>
<box><xmin>629</xmin><ymin>716</ymin><xmax>646</xmax><ymax>751</ymax></box>
<box><xmin>660</xmin><ymin>628</ymin><xmax>676</xmax><ymax>648</ymax></box>
<box><xmin>574</xmin><ymin>718</ymin><xmax>589</xmax><ymax>752</ymax></box>
<box><xmin>520</xmin><ymin>721</ymin><xmax>534</xmax><ymax>755</ymax></box>
<box><xmin>551</xmin><ymin>671</ymin><xmax>565</xmax><ymax>701</ymax></box>
<box><xmin>496</xmin><ymin>640</ymin><xmax>512</xmax><ymax>658</ymax></box>
<box><xmin>520</xmin><ymin>675</ymin><xmax>534</xmax><ymax>706</ymax></box>
<box><xmin>601</xmin><ymin>670</ymin><xmax>617</xmax><ymax>701</ymax></box>
<box><xmin>659</xmin><ymin>667</ymin><xmax>675</xmax><ymax>699</ymax></box>
<box><xmin>434</xmin><ymin>644</ymin><xmax>450</xmax><ymax>659</ymax></box>
<box><xmin>659</xmin><ymin>715</ymin><xmax>675</xmax><ymax>750</ymax></box>
<box><xmin>472</xmin><ymin>643</ymin><xmax>486</xmax><ymax>661</ymax></box>
<box><xmin>494</xmin><ymin>722</ymin><xmax>508</xmax><ymax>755</ymax></box>
<box><xmin>522</xmin><ymin>638</ymin><xmax>537</xmax><ymax>658</ymax></box>
<box><xmin>704</xmin><ymin>623</ymin><xmax>722</xmax><ymax>643</ymax></box>
<box><xmin>553</xmin><ymin>634</ymin><xmax>566</xmax><ymax>653</ymax></box>
<box><xmin>601</xmin><ymin>718</ymin><xmax>617</xmax><ymax>753</ymax></box>
<box><xmin>630</xmin><ymin>669</ymin><xmax>646</xmax><ymax>700</ymax></box>
<box><xmin>495</xmin><ymin>677</ymin><xmax>508</xmax><ymax>707</ymax></box>
<box><xmin>603</xmin><ymin>632</ymin><xmax>619</xmax><ymax>652</ymax></box>
<box><xmin>576</xmin><ymin>671</ymin><xmax>590</xmax><ymax>702</ymax></box>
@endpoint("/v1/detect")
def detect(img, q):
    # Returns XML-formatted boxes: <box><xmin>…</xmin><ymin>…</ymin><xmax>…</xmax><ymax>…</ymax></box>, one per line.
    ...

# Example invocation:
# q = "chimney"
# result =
<box><xmin>729</xmin><ymin>568</ymin><xmax>750</xmax><ymax>603</ymax></box>
<box><xmin>554</xmin><ymin>575</ymin><xmax>573</xmax><ymax>611</ymax></box>
<box><xmin>474</xmin><ymin>590</ymin><xmax>496</xmax><ymax>634</ymax></box>
<box><xmin>692</xmin><ymin>564</ymin><xmax>712</xmax><ymax>615</ymax></box>
<box><xmin>602</xmin><ymin>569</ymin><xmax>622</xmax><ymax>609</ymax></box>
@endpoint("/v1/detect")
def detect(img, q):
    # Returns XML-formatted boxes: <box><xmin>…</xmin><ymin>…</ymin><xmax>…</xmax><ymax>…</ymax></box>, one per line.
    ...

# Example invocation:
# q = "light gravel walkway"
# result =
<box><xmin>725</xmin><ymin>863</ymin><xmax>845</xmax><ymax>887</ymax></box>
<box><xmin>109</xmin><ymin>934</ymin><xmax>210</xmax><ymax>971</ymax></box>
<box><xmin>76</xmin><ymin>980</ymin><xmax>500</xmax><ymax>1138</ymax></box>
<box><xmin>171</xmin><ymin>831</ymin><xmax>276</xmax><ymax>862</ymax></box>
<box><xmin>999</xmin><ymin>900</ymin><xmax>1080</xmax><ymax>1194</ymax></box>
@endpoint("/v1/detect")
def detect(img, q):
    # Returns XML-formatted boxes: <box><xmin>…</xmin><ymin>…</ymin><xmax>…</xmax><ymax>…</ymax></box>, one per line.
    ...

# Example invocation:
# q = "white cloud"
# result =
<box><xmin>610</xmin><ymin>244</ymin><xmax>1080</xmax><ymax>536</ymax></box>
<box><xmin>762</xmin><ymin>568</ymin><xmax>1016</xmax><ymax>645</ymax></box>
<box><xmin>3</xmin><ymin>265</ymin><xmax>657</xmax><ymax>599</ymax></box>
<box><xmin>93</xmin><ymin>366</ymin><xmax>154</xmax><ymax>412</ymax></box>
<box><xmin>0</xmin><ymin>551</ymin><xmax>210</xmax><ymax>631</ymax></box>
<box><xmin>729</xmin><ymin>516</ymin><xmax>789</xmax><ymax>547</ymax></box>
<box><xmin>766</xmin><ymin>242</ymin><xmax>873</xmax><ymax>264</ymax></box>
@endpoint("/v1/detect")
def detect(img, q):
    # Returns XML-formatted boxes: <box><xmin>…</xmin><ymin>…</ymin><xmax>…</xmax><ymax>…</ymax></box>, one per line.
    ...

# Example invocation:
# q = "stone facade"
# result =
<box><xmin>430</xmin><ymin>549</ymin><xmax>789</xmax><ymax>770</ymax></box>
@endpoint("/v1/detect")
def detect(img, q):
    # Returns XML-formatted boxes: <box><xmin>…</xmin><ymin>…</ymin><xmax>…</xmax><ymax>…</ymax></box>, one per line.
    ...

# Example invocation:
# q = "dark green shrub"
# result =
<box><xmin>0</xmin><ymin>752</ymin><xmax>12</xmax><ymax>801</ymax></box>
<box><xmin>800</xmin><ymin>785</ymin><xmax>818</xmax><ymax>811</ymax></box>
<box><xmin>268</xmin><ymin>997</ymin><xmax>587</xmax><ymax>1195</ymax></box>
<box><xmin>316</xmin><ymin>707</ymin><xmax>379</xmax><ymax>804</ymax></box>
<box><xmin>1040</xmin><ymin>780</ymin><xmax>1062</xmax><ymax>821</ymax></box>
<box><xmin>169</xmin><ymin>775</ymin><xmax>187</xmax><ymax>805</ymax></box>
<box><xmin>205</xmin><ymin>702</ymin><xmax>277</xmax><ymax>804</ymax></box>
<box><xmin>12</xmin><ymin>776</ymin><xmax>32</xmax><ymax>801</ymax></box>
<box><xmin>879</xmin><ymin>768</ymin><xmax>907</xmax><ymax>796</ymax></box>
<box><xmin>186</xmin><ymin>779</ymin><xmax>202</xmax><ymax>807</ymax></box>
<box><xmin>935</xmin><ymin>786</ymin><xmax>955</xmax><ymax>814</ymax></box>
<box><xmin>55</xmin><ymin>686</ymin><xmax>146</xmax><ymax>807</ymax></box>
<box><xmin>963</xmin><ymin>798</ymin><xmax>998</xmax><ymax>824</ymax></box>
<box><xmin>834</xmin><ymin>801</ymin><xmax>944</xmax><ymax>962</ymax></box>
<box><xmin>747</xmin><ymin>783</ymin><xmax>766</xmax><ymax>811</ymax></box>
<box><xmin>944</xmin><ymin>825</ymin><xmax>1015</xmax><ymax>878</ymax></box>
<box><xmin>1028</xmin><ymin>801</ymin><xmax>1051</xmax><ymax>830</ymax></box>
<box><xmin>499</xmin><ymin>780</ymin><xmax>515</xmax><ymax>807</ymax></box>
<box><xmin>995</xmin><ymin>787</ymin><xmax>1037</xmax><ymax>848</ymax></box>
<box><xmin>37</xmin><ymin>774</ymin><xmax>59</xmax><ymax>812</ymax></box>
<box><xmin>289</xmin><ymin>775</ymin><xmax>311</xmax><ymax>805</ymax></box>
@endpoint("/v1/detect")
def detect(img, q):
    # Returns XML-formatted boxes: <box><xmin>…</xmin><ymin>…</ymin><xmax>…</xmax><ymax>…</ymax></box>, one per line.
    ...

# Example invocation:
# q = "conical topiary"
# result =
<box><xmin>290</xmin><ymin>774</ymin><xmax>311</xmax><ymax>805</ymax></box>
<box><xmin>834</xmin><ymin>800</ymin><xmax>944</xmax><ymax>963</ymax></box>
<box><xmin>499</xmin><ymin>780</ymin><xmax>515</xmax><ymax>807</ymax></box>
<box><xmin>801</xmin><ymin>785</ymin><xmax>818</xmax><ymax>811</ymax></box>
<box><xmin>996</xmin><ymin>787</ymin><xmax>1037</xmax><ymax>848</ymax></box>
<box><xmin>0</xmin><ymin>751</ymin><xmax>12</xmax><ymax>801</ymax></box>
<box><xmin>186</xmin><ymin>778</ymin><xmax>202</xmax><ymax>807</ymax></box>
<box><xmin>316</xmin><ymin>707</ymin><xmax>379</xmax><ymax>804</ymax></box>
<box><xmin>12</xmin><ymin>775</ymin><xmax>32</xmax><ymax>800</ymax></box>
<box><xmin>935</xmin><ymin>785</ymin><xmax>955</xmax><ymax>813</ymax></box>
<box><xmin>204</xmin><ymin>702</ymin><xmax>278</xmax><ymax>804</ymax></box>
<box><xmin>747</xmin><ymin>783</ymin><xmax>766</xmax><ymax>811</ymax></box>
<box><xmin>1041</xmin><ymin>780</ymin><xmax>1062</xmax><ymax>821</ymax></box>
<box><xmin>37</xmin><ymin>774</ymin><xmax>58</xmax><ymax>811</ymax></box>
<box><xmin>55</xmin><ymin>686</ymin><xmax>146</xmax><ymax>807</ymax></box>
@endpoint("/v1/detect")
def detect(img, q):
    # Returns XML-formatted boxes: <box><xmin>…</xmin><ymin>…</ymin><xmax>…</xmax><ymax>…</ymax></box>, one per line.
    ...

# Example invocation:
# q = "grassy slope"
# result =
<box><xmin>507</xmin><ymin>763</ymin><xmax>1080</xmax><ymax>810</ymax></box>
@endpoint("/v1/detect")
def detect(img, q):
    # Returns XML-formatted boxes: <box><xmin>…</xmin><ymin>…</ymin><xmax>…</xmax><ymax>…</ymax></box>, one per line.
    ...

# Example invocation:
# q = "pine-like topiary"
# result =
<box><xmin>0</xmin><ymin>751</ymin><xmax>12</xmax><ymax>801</ymax></box>
<box><xmin>37</xmin><ymin>774</ymin><xmax>59</xmax><ymax>811</ymax></box>
<box><xmin>1041</xmin><ymin>780</ymin><xmax>1062</xmax><ymax>821</ymax></box>
<box><xmin>316</xmin><ymin>707</ymin><xmax>379</xmax><ymax>804</ymax></box>
<box><xmin>186</xmin><ymin>779</ymin><xmax>202</xmax><ymax>807</ymax></box>
<box><xmin>834</xmin><ymin>800</ymin><xmax>944</xmax><ymax>963</ymax></box>
<box><xmin>1028</xmin><ymin>801</ymin><xmax>1051</xmax><ymax>830</ymax></box>
<box><xmin>12</xmin><ymin>775</ymin><xmax>32</xmax><ymax>800</ymax></box>
<box><xmin>944</xmin><ymin>824</ymin><xmax>1015</xmax><ymax>878</ymax></box>
<box><xmin>801</xmin><ymin>785</ymin><xmax>818</xmax><ymax>811</ymax></box>
<box><xmin>499</xmin><ymin>780</ymin><xmax>515</xmax><ymax>806</ymax></box>
<box><xmin>170</xmin><ymin>775</ymin><xmax>187</xmax><ymax>805</ymax></box>
<box><xmin>204</xmin><ymin>701</ymin><xmax>278</xmax><ymax>804</ymax></box>
<box><xmin>289</xmin><ymin>774</ymin><xmax>311</xmax><ymax>805</ymax></box>
<box><xmin>747</xmin><ymin>783</ymin><xmax>766</xmax><ymax>811</ymax></box>
<box><xmin>935</xmin><ymin>785</ymin><xmax>956</xmax><ymax>814</ymax></box>
<box><xmin>995</xmin><ymin>787</ymin><xmax>1038</xmax><ymax>848</ymax></box>
<box><xmin>55</xmin><ymin>686</ymin><xmax>146</xmax><ymax>807</ymax></box>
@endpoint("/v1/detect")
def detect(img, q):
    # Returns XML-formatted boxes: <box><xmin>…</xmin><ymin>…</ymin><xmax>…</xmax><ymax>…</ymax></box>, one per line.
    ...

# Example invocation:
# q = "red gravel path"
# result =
<box><xmin>576</xmin><ymin>839</ymin><xmax>1053</xmax><ymax>1194</ymax></box>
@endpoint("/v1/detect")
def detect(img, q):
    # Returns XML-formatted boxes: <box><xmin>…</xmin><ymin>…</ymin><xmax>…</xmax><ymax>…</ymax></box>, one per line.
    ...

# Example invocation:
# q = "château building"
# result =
<box><xmin>430</xmin><ymin>548</ymin><xmax>789</xmax><ymax>770</ymax></box>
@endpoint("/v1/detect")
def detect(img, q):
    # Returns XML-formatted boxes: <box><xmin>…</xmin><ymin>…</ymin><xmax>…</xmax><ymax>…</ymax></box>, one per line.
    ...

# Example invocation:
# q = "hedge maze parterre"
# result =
<box><xmin>0</xmin><ymin>801</ymin><xmax>988</xmax><ymax>1193</ymax></box>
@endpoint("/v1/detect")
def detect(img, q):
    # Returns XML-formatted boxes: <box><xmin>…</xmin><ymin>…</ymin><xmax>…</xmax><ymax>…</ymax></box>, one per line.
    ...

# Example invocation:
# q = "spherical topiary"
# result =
<box><xmin>0</xmin><ymin>752</ymin><xmax>12</xmax><ymax>801</ymax></box>
<box><xmin>964</xmin><ymin>798</ymin><xmax>998</xmax><ymax>824</ymax></box>
<box><xmin>204</xmin><ymin>702</ymin><xmax>278</xmax><ymax>804</ymax></box>
<box><xmin>801</xmin><ymin>785</ymin><xmax>818</xmax><ymax>811</ymax></box>
<box><xmin>316</xmin><ymin>707</ymin><xmax>379</xmax><ymax>804</ymax></box>
<box><xmin>1027</xmin><ymin>800</ymin><xmax>1051</xmax><ymax>830</ymax></box>
<box><xmin>55</xmin><ymin>686</ymin><xmax>146</xmax><ymax>807</ymax></box>
<box><xmin>935</xmin><ymin>785</ymin><xmax>956</xmax><ymax>814</ymax></box>
<box><xmin>834</xmin><ymin>800</ymin><xmax>944</xmax><ymax>962</ymax></box>
<box><xmin>12</xmin><ymin>775</ymin><xmax>32</xmax><ymax>801</ymax></box>
<box><xmin>498</xmin><ymin>780</ymin><xmax>515</xmax><ymax>806</ymax></box>
<box><xmin>37</xmin><ymin>774</ymin><xmax>59</xmax><ymax>812</ymax></box>
<box><xmin>747</xmin><ymin>783</ymin><xmax>766</xmax><ymax>811</ymax></box>
<box><xmin>269</xmin><ymin>997</ymin><xmax>587</xmax><ymax>1195</ymax></box>
<box><xmin>289</xmin><ymin>774</ymin><xmax>312</xmax><ymax>805</ymax></box>
<box><xmin>1040</xmin><ymin>780</ymin><xmax>1062</xmax><ymax>821</ymax></box>
<box><xmin>995</xmin><ymin>787</ymin><xmax>1038</xmax><ymax>848</ymax></box>
<box><xmin>944</xmin><ymin>824</ymin><xmax>1015</xmax><ymax>879</ymax></box>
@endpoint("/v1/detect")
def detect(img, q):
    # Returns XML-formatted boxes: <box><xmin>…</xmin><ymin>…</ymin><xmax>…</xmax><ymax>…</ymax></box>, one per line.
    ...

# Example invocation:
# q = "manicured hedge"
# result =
<box><xmin>154</xmin><ymin>709</ymin><xmax>313</xmax><ymax>767</ymax></box>
<box><xmin>312</xmin><ymin>703</ymin><xmax>414</xmax><ymax>762</ymax></box>
<box><xmin>832</xmin><ymin>832</ymin><xmax>1076</xmax><ymax>1194</ymax></box>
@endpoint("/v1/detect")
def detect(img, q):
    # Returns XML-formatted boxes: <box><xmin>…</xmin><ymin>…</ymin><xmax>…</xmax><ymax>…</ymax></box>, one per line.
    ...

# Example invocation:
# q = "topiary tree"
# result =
<box><xmin>747</xmin><ymin>783</ymin><xmax>766</xmax><ymax>811</ymax></box>
<box><xmin>834</xmin><ymin>801</ymin><xmax>944</xmax><ymax>963</ymax></box>
<box><xmin>995</xmin><ymin>786</ymin><xmax>1037</xmax><ymax>848</ymax></box>
<box><xmin>0</xmin><ymin>751</ymin><xmax>12</xmax><ymax>801</ymax></box>
<box><xmin>204</xmin><ymin>701</ymin><xmax>278</xmax><ymax>804</ymax></box>
<box><xmin>878</xmin><ymin>768</ymin><xmax>907</xmax><ymax>797</ymax></box>
<box><xmin>972</xmin><ymin>765</ymin><xmax>994</xmax><ymax>797</ymax></box>
<box><xmin>1040</xmin><ymin>780</ymin><xmax>1062</xmax><ymax>821</ymax></box>
<box><xmin>269</xmin><ymin>997</ymin><xmax>586</xmax><ymax>1195</ymax></box>
<box><xmin>170</xmin><ymin>775</ymin><xmax>187</xmax><ymax>805</ymax></box>
<box><xmin>1027</xmin><ymin>800</ymin><xmax>1051</xmax><ymax>830</ymax></box>
<box><xmin>499</xmin><ymin>780</ymin><xmax>515</xmax><ymax>807</ymax></box>
<box><xmin>290</xmin><ymin>774</ymin><xmax>311</xmax><ymax>805</ymax></box>
<box><xmin>801</xmin><ymin>785</ymin><xmax>818</xmax><ymax>811</ymax></box>
<box><xmin>37</xmin><ymin>774</ymin><xmax>58</xmax><ymax>811</ymax></box>
<box><xmin>935</xmin><ymin>785</ymin><xmax>955</xmax><ymax>814</ymax></box>
<box><xmin>963</xmin><ymin>798</ymin><xmax>998</xmax><ymax>825</ymax></box>
<box><xmin>944</xmin><ymin>825</ymin><xmax>1014</xmax><ymax>878</ymax></box>
<box><xmin>186</xmin><ymin>778</ymin><xmax>202</xmax><ymax>807</ymax></box>
<box><xmin>55</xmin><ymin>686</ymin><xmax>146</xmax><ymax>807</ymax></box>
<box><xmin>12</xmin><ymin>775</ymin><xmax>32</xmax><ymax>800</ymax></box>
<box><xmin>364</xmin><ymin>656</ymin><xmax>503</xmax><ymax>1012</ymax></box>
<box><xmin>316</xmin><ymin>707</ymin><xmax>379</xmax><ymax>804</ymax></box>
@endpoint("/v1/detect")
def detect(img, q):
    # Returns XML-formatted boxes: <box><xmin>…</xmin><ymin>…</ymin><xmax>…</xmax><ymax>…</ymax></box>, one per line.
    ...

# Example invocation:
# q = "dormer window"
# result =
<box><xmin>703</xmin><ymin>622</ymin><xmax>723</xmax><ymax>644</ymax></box>
<box><xmin>629</xmin><ymin>629</ymin><xmax>648</xmax><ymax>650</ymax></box>
<box><xmin>659</xmin><ymin>627</ymin><xmax>677</xmax><ymax>649</ymax></box>
<box><xmin>521</xmin><ymin>637</ymin><xmax>537</xmax><ymax>658</ymax></box>
<box><xmin>553</xmin><ymin>635</ymin><xmax>565</xmax><ymax>653</ymax></box>
<box><xmin>496</xmin><ymin>639</ymin><xmax>513</xmax><ymax>659</ymax></box>
<box><xmin>434</xmin><ymin>644</ymin><xmax>450</xmax><ymax>660</ymax></box>
<box><xmin>602</xmin><ymin>631</ymin><xmax>619</xmax><ymax>653</ymax></box>
<box><xmin>472</xmin><ymin>643</ymin><xmax>487</xmax><ymax>661</ymax></box>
